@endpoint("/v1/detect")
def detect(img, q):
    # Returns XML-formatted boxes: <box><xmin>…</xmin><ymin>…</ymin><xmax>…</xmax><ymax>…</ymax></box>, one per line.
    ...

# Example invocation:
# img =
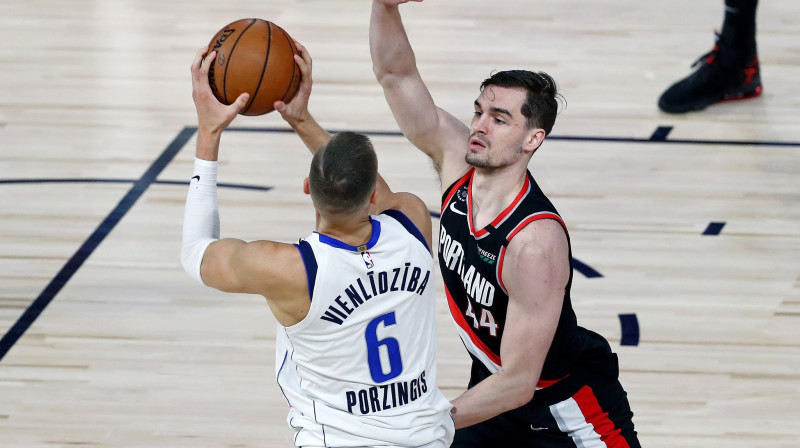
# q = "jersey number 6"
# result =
<box><xmin>365</xmin><ymin>312</ymin><xmax>404</xmax><ymax>383</ymax></box>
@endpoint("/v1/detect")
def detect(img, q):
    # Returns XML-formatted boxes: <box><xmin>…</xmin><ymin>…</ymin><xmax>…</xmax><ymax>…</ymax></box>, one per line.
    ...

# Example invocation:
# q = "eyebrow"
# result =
<box><xmin>474</xmin><ymin>100</ymin><xmax>513</xmax><ymax>118</ymax></box>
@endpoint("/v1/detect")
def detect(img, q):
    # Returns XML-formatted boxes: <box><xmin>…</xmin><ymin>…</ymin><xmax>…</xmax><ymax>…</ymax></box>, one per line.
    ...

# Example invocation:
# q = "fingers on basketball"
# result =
<box><xmin>206</xmin><ymin>18</ymin><xmax>302</xmax><ymax>116</ymax></box>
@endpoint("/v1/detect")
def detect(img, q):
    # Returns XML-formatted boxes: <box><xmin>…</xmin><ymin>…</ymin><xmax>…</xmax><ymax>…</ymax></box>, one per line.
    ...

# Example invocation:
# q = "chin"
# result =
<box><xmin>465</xmin><ymin>154</ymin><xmax>491</xmax><ymax>168</ymax></box>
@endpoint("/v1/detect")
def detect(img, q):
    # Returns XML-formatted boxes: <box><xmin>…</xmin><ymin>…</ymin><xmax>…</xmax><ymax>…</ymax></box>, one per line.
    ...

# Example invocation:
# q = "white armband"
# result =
<box><xmin>181</xmin><ymin>158</ymin><xmax>220</xmax><ymax>284</ymax></box>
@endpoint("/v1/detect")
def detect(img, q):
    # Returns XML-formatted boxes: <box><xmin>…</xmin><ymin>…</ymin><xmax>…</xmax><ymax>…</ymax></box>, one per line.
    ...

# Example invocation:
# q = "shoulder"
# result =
<box><xmin>241</xmin><ymin>240</ymin><xmax>307</xmax><ymax>291</ymax></box>
<box><xmin>378</xmin><ymin>193</ymin><xmax>433</xmax><ymax>251</ymax></box>
<box><xmin>245</xmin><ymin>239</ymin><xmax>304</xmax><ymax>259</ymax></box>
<box><xmin>381</xmin><ymin>191</ymin><xmax>428</xmax><ymax>217</ymax></box>
<box><xmin>240</xmin><ymin>240</ymin><xmax>313</xmax><ymax>326</ymax></box>
<box><xmin>501</xmin><ymin>219</ymin><xmax>569</xmax><ymax>292</ymax></box>
<box><xmin>505</xmin><ymin>219</ymin><xmax>568</xmax><ymax>262</ymax></box>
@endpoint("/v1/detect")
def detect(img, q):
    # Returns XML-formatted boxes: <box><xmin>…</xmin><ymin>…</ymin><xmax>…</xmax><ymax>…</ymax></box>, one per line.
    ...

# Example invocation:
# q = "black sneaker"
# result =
<box><xmin>658</xmin><ymin>33</ymin><xmax>762</xmax><ymax>114</ymax></box>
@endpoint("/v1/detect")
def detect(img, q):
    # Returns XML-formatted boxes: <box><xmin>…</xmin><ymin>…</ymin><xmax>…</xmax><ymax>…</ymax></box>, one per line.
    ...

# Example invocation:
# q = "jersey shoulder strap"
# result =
<box><xmin>380</xmin><ymin>209</ymin><xmax>430</xmax><ymax>253</ymax></box>
<box><xmin>294</xmin><ymin>239</ymin><xmax>318</xmax><ymax>301</ymax></box>
<box><xmin>441</xmin><ymin>169</ymin><xmax>474</xmax><ymax>207</ymax></box>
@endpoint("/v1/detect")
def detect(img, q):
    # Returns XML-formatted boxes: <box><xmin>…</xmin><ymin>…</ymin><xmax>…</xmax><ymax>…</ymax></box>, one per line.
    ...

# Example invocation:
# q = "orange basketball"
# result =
<box><xmin>206</xmin><ymin>18</ymin><xmax>301</xmax><ymax>116</ymax></box>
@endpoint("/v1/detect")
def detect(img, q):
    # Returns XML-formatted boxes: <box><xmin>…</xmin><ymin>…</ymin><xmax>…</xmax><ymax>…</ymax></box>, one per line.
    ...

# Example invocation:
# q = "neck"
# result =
<box><xmin>470</xmin><ymin>165</ymin><xmax>528</xmax><ymax>225</ymax></box>
<box><xmin>316</xmin><ymin>212</ymin><xmax>374</xmax><ymax>246</ymax></box>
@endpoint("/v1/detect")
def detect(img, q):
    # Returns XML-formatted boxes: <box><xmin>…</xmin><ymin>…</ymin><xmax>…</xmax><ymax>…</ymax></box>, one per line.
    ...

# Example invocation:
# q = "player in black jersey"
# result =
<box><xmin>370</xmin><ymin>1</ymin><xmax>641</xmax><ymax>446</ymax></box>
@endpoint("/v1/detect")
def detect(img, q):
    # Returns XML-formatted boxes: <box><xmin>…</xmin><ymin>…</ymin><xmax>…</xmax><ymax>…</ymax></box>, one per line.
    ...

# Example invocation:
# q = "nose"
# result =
<box><xmin>471</xmin><ymin>114</ymin><xmax>488</xmax><ymax>135</ymax></box>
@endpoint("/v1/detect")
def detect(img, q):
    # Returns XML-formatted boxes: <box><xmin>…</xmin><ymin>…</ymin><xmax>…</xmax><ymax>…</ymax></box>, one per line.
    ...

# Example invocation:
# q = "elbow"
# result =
<box><xmin>372</xmin><ymin>52</ymin><xmax>415</xmax><ymax>88</ymax></box>
<box><xmin>372</xmin><ymin>63</ymin><xmax>393</xmax><ymax>87</ymax></box>
<box><xmin>180</xmin><ymin>246</ymin><xmax>195</xmax><ymax>279</ymax></box>
<box><xmin>180</xmin><ymin>245</ymin><xmax>201</xmax><ymax>284</ymax></box>
<box><xmin>181</xmin><ymin>239</ymin><xmax>213</xmax><ymax>285</ymax></box>
<box><xmin>505</xmin><ymin>375</ymin><xmax>538</xmax><ymax>410</ymax></box>
<box><xmin>512</xmin><ymin>385</ymin><xmax>537</xmax><ymax>410</ymax></box>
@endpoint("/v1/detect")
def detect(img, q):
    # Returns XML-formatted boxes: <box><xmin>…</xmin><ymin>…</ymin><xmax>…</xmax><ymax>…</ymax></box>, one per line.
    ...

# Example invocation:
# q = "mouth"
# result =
<box><xmin>469</xmin><ymin>135</ymin><xmax>488</xmax><ymax>150</ymax></box>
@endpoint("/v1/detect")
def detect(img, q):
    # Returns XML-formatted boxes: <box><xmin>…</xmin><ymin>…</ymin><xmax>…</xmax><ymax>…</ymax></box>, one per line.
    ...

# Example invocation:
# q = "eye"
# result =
<box><xmin>494</xmin><ymin>117</ymin><xmax>505</xmax><ymax>124</ymax></box>
<box><xmin>473</xmin><ymin>111</ymin><xmax>482</xmax><ymax>117</ymax></box>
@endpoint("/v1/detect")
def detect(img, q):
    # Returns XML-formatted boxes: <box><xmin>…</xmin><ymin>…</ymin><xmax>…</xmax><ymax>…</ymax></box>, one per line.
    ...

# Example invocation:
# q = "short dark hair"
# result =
<box><xmin>309</xmin><ymin>132</ymin><xmax>378</xmax><ymax>214</ymax></box>
<box><xmin>480</xmin><ymin>70</ymin><xmax>560</xmax><ymax>135</ymax></box>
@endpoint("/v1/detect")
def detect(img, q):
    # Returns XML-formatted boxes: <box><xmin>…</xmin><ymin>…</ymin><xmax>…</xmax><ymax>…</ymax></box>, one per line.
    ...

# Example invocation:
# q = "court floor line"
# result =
<box><xmin>0</xmin><ymin>126</ymin><xmax>197</xmax><ymax>363</ymax></box>
<box><xmin>0</xmin><ymin>178</ymin><xmax>273</xmax><ymax>192</ymax></box>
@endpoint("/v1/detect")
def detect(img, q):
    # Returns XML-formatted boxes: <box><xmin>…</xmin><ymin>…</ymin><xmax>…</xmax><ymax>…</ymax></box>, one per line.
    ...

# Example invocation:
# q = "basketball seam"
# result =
<box><xmin>278</xmin><ymin>27</ymin><xmax>299</xmax><ymax>103</ymax></box>
<box><xmin>242</xmin><ymin>21</ymin><xmax>273</xmax><ymax>114</ymax></box>
<box><xmin>223</xmin><ymin>18</ymin><xmax>258</xmax><ymax>105</ymax></box>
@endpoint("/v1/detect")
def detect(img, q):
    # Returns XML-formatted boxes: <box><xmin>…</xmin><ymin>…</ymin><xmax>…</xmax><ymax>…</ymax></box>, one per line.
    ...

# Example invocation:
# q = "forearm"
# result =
<box><xmin>181</xmin><ymin>157</ymin><xmax>220</xmax><ymax>284</ymax></box>
<box><xmin>288</xmin><ymin>112</ymin><xmax>331</xmax><ymax>154</ymax></box>
<box><xmin>370</xmin><ymin>1</ymin><xmax>418</xmax><ymax>84</ymax></box>
<box><xmin>450</xmin><ymin>368</ymin><xmax>536</xmax><ymax>429</ymax></box>
<box><xmin>196</xmin><ymin>128</ymin><xmax>222</xmax><ymax>161</ymax></box>
<box><xmin>289</xmin><ymin>110</ymin><xmax>391</xmax><ymax>204</ymax></box>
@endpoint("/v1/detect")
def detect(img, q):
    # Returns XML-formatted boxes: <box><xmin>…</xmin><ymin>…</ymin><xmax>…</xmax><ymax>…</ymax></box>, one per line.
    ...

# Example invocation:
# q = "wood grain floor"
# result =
<box><xmin>1</xmin><ymin>0</ymin><xmax>799</xmax><ymax>446</ymax></box>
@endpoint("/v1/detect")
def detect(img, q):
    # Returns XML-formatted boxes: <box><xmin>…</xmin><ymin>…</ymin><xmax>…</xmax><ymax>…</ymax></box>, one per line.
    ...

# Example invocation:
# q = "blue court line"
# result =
<box><xmin>703</xmin><ymin>221</ymin><xmax>726</xmax><ymax>236</ymax></box>
<box><xmin>550</xmin><ymin>135</ymin><xmax>799</xmax><ymax>147</ymax></box>
<box><xmin>649</xmin><ymin>126</ymin><xmax>673</xmax><ymax>141</ymax></box>
<box><xmin>227</xmin><ymin>126</ymin><xmax>800</xmax><ymax>148</ymax></box>
<box><xmin>0</xmin><ymin>126</ymin><xmax>197</xmax><ymax>363</ymax></box>
<box><xmin>572</xmin><ymin>258</ymin><xmax>603</xmax><ymax>279</ymax></box>
<box><xmin>0</xmin><ymin>178</ymin><xmax>273</xmax><ymax>192</ymax></box>
<box><xmin>619</xmin><ymin>313</ymin><xmax>640</xmax><ymax>346</ymax></box>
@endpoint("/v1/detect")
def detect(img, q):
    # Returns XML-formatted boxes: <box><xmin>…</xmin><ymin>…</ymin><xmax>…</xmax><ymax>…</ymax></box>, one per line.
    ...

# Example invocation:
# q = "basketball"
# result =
<box><xmin>206</xmin><ymin>18</ymin><xmax>301</xmax><ymax>116</ymax></box>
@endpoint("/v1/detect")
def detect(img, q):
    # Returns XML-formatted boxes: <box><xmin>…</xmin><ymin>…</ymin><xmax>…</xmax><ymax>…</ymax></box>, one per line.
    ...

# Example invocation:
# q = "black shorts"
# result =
<box><xmin>451</xmin><ymin>361</ymin><xmax>640</xmax><ymax>447</ymax></box>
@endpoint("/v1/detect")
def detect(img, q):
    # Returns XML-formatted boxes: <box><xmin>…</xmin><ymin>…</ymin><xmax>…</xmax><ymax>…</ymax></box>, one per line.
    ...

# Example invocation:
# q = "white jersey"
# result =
<box><xmin>276</xmin><ymin>211</ymin><xmax>454</xmax><ymax>447</ymax></box>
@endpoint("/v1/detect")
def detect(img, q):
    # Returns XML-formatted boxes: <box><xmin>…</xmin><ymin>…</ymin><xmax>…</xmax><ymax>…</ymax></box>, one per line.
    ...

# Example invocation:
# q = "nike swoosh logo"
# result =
<box><xmin>449</xmin><ymin>201</ymin><xmax>467</xmax><ymax>216</ymax></box>
<box><xmin>191</xmin><ymin>175</ymin><xmax>200</xmax><ymax>182</ymax></box>
<box><xmin>530</xmin><ymin>425</ymin><xmax>548</xmax><ymax>431</ymax></box>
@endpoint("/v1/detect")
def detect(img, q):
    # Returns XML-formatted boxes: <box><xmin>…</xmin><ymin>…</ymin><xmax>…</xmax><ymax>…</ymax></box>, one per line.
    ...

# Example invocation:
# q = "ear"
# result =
<box><xmin>303</xmin><ymin>177</ymin><xmax>310</xmax><ymax>195</ymax></box>
<box><xmin>523</xmin><ymin>128</ymin><xmax>546</xmax><ymax>155</ymax></box>
<box><xmin>368</xmin><ymin>188</ymin><xmax>378</xmax><ymax>205</ymax></box>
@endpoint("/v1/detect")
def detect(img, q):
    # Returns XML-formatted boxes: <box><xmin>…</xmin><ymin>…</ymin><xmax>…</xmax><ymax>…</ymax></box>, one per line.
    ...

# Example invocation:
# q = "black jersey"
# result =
<box><xmin>439</xmin><ymin>169</ymin><xmax>611</xmax><ymax>396</ymax></box>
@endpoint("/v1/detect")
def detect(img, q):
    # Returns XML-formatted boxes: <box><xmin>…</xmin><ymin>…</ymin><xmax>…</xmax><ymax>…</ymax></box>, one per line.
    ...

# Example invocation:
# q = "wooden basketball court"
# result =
<box><xmin>1</xmin><ymin>0</ymin><xmax>799</xmax><ymax>446</ymax></box>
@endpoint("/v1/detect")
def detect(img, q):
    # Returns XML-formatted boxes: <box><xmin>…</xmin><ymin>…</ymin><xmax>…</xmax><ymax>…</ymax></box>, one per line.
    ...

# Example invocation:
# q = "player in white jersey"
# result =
<box><xmin>278</xmin><ymin>212</ymin><xmax>448</xmax><ymax>446</ymax></box>
<box><xmin>182</xmin><ymin>44</ymin><xmax>453</xmax><ymax>447</ymax></box>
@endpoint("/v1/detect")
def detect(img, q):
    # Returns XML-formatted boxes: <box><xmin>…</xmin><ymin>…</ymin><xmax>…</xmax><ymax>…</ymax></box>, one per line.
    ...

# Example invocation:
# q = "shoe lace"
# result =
<box><xmin>691</xmin><ymin>32</ymin><xmax>723</xmax><ymax>69</ymax></box>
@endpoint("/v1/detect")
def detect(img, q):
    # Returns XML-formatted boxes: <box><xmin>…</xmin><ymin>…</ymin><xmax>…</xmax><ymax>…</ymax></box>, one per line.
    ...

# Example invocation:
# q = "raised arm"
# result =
<box><xmin>181</xmin><ymin>47</ymin><xmax>308</xmax><ymax>327</ymax></box>
<box><xmin>370</xmin><ymin>0</ymin><xmax>471</xmax><ymax>189</ymax></box>
<box><xmin>449</xmin><ymin>219</ymin><xmax>570</xmax><ymax>428</ymax></box>
<box><xmin>275</xmin><ymin>40</ymin><xmax>434</xmax><ymax>248</ymax></box>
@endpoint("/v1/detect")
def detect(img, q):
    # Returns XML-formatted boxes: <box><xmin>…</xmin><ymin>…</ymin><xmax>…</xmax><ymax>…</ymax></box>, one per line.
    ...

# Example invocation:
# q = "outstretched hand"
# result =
<box><xmin>273</xmin><ymin>41</ymin><xmax>313</xmax><ymax>127</ymax></box>
<box><xmin>191</xmin><ymin>46</ymin><xmax>249</xmax><ymax>134</ymax></box>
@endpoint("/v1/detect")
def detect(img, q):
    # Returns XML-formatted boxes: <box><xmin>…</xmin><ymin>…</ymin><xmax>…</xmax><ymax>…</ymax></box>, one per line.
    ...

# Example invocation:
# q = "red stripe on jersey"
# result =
<box><xmin>536</xmin><ymin>375</ymin><xmax>568</xmax><ymax>389</ymax></box>
<box><xmin>468</xmin><ymin>173</ymin><xmax>531</xmax><ymax>238</ymax></box>
<box><xmin>573</xmin><ymin>385</ymin><xmax>631</xmax><ymax>448</ymax></box>
<box><xmin>445</xmin><ymin>284</ymin><xmax>502</xmax><ymax>366</ymax></box>
<box><xmin>496</xmin><ymin>245</ymin><xmax>508</xmax><ymax>294</ymax></box>
<box><xmin>441</xmin><ymin>169</ymin><xmax>474</xmax><ymax>215</ymax></box>
<box><xmin>506</xmin><ymin>212</ymin><xmax>567</xmax><ymax>241</ymax></box>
